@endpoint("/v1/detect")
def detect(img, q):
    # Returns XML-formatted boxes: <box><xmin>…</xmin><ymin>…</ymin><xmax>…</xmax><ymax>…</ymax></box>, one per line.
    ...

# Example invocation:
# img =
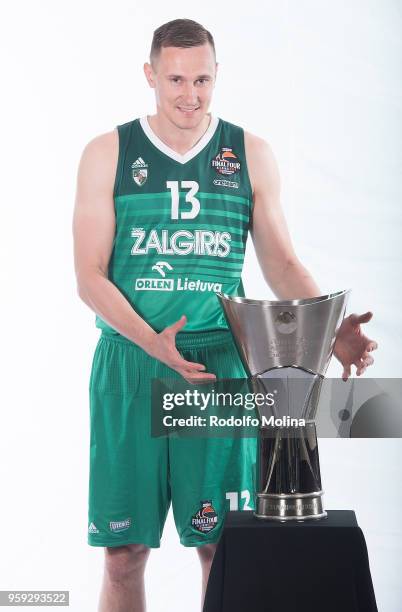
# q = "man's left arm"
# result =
<box><xmin>244</xmin><ymin>131</ymin><xmax>378</xmax><ymax>379</ymax></box>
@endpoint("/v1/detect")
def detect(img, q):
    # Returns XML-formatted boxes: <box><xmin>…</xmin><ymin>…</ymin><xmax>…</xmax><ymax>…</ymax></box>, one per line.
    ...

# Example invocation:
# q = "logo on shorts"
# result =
<box><xmin>131</xmin><ymin>157</ymin><xmax>148</xmax><ymax>186</ymax></box>
<box><xmin>211</xmin><ymin>147</ymin><xmax>241</xmax><ymax>176</ymax></box>
<box><xmin>88</xmin><ymin>522</ymin><xmax>99</xmax><ymax>534</ymax></box>
<box><xmin>109</xmin><ymin>518</ymin><xmax>131</xmax><ymax>532</ymax></box>
<box><xmin>191</xmin><ymin>501</ymin><xmax>218</xmax><ymax>533</ymax></box>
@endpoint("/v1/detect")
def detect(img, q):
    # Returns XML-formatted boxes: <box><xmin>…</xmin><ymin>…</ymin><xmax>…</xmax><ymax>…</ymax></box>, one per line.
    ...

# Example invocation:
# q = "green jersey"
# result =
<box><xmin>95</xmin><ymin>114</ymin><xmax>253</xmax><ymax>334</ymax></box>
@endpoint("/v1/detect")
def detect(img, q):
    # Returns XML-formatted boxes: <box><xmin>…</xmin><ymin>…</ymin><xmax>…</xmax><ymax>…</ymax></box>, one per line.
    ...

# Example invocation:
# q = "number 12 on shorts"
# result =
<box><xmin>225</xmin><ymin>489</ymin><xmax>253</xmax><ymax>511</ymax></box>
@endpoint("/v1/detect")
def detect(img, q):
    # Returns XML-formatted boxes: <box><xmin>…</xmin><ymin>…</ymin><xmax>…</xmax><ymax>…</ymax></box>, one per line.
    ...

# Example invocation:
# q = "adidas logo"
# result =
<box><xmin>131</xmin><ymin>157</ymin><xmax>147</xmax><ymax>168</ymax></box>
<box><xmin>88</xmin><ymin>522</ymin><xmax>99</xmax><ymax>534</ymax></box>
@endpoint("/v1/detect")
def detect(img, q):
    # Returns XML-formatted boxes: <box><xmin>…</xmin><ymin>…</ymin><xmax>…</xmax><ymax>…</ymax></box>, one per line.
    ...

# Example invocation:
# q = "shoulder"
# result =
<box><xmin>77</xmin><ymin>128</ymin><xmax>119</xmax><ymax>186</ymax></box>
<box><xmin>243</xmin><ymin>130</ymin><xmax>280</xmax><ymax>195</ymax></box>
<box><xmin>219</xmin><ymin>120</ymin><xmax>278</xmax><ymax>194</ymax></box>
<box><xmin>80</xmin><ymin>129</ymin><xmax>118</xmax><ymax>165</ymax></box>
<box><xmin>244</xmin><ymin>130</ymin><xmax>276</xmax><ymax>165</ymax></box>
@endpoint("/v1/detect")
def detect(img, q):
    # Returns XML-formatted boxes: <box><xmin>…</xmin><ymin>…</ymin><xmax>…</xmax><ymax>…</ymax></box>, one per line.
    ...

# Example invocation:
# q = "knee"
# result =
<box><xmin>104</xmin><ymin>544</ymin><xmax>151</xmax><ymax>583</ymax></box>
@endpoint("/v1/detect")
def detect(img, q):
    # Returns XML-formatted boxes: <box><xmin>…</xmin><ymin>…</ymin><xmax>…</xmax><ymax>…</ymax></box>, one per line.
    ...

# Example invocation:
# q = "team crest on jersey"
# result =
<box><xmin>191</xmin><ymin>501</ymin><xmax>218</xmax><ymax>533</ymax></box>
<box><xmin>211</xmin><ymin>147</ymin><xmax>241</xmax><ymax>176</ymax></box>
<box><xmin>131</xmin><ymin>157</ymin><xmax>148</xmax><ymax>186</ymax></box>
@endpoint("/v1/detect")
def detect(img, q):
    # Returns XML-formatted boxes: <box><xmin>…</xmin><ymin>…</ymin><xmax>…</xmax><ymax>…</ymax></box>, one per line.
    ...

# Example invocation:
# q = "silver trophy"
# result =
<box><xmin>217</xmin><ymin>290</ymin><xmax>350</xmax><ymax>521</ymax></box>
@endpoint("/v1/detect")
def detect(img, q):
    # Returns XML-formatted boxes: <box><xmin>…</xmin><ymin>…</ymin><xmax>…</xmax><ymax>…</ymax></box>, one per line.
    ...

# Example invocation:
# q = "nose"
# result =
<box><xmin>182</xmin><ymin>82</ymin><xmax>198</xmax><ymax>104</ymax></box>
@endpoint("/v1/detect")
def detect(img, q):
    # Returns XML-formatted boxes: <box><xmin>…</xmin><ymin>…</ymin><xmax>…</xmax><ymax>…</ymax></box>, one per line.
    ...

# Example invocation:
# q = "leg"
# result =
<box><xmin>197</xmin><ymin>542</ymin><xmax>217</xmax><ymax>610</ymax></box>
<box><xmin>98</xmin><ymin>543</ymin><xmax>151</xmax><ymax>612</ymax></box>
<box><xmin>88</xmin><ymin>337</ymin><xmax>171</xmax><ymax>606</ymax></box>
<box><xmin>168</xmin><ymin>335</ymin><xmax>256</xmax><ymax>608</ymax></box>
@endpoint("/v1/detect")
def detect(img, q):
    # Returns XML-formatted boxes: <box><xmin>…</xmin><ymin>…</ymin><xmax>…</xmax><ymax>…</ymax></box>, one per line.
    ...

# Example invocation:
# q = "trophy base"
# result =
<box><xmin>255</xmin><ymin>491</ymin><xmax>327</xmax><ymax>521</ymax></box>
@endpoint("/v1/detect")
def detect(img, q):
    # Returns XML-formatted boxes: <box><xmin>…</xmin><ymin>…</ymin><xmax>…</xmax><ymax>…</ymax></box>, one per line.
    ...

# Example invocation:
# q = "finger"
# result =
<box><xmin>366</xmin><ymin>341</ymin><xmax>378</xmax><ymax>352</ymax></box>
<box><xmin>167</xmin><ymin>314</ymin><xmax>187</xmax><ymax>334</ymax></box>
<box><xmin>359</xmin><ymin>352</ymin><xmax>374</xmax><ymax>363</ymax></box>
<box><xmin>354</xmin><ymin>357</ymin><xmax>366</xmax><ymax>375</ymax></box>
<box><xmin>181</xmin><ymin>365</ymin><xmax>216</xmax><ymax>378</ymax></box>
<box><xmin>183</xmin><ymin>370</ymin><xmax>217</xmax><ymax>380</ymax></box>
<box><xmin>358</xmin><ymin>311</ymin><xmax>373</xmax><ymax>324</ymax></box>
<box><xmin>182</xmin><ymin>372</ymin><xmax>217</xmax><ymax>384</ymax></box>
<box><xmin>175</xmin><ymin>357</ymin><xmax>207</xmax><ymax>371</ymax></box>
<box><xmin>362</xmin><ymin>355</ymin><xmax>374</xmax><ymax>367</ymax></box>
<box><xmin>349</xmin><ymin>312</ymin><xmax>373</xmax><ymax>326</ymax></box>
<box><xmin>185</xmin><ymin>378</ymin><xmax>216</xmax><ymax>386</ymax></box>
<box><xmin>182</xmin><ymin>375</ymin><xmax>198</xmax><ymax>386</ymax></box>
<box><xmin>342</xmin><ymin>364</ymin><xmax>351</xmax><ymax>382</ymax></box>
<box><xmin>170</xmin><ymin>351</ymin><xmax>206</xmax><ymax>369</ymax></box>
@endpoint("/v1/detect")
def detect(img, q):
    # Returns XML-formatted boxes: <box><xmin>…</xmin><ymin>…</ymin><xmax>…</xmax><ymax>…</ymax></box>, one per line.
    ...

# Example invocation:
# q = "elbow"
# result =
<box><xmin>283</xmin><ymin>254</ymin><xmax>302</xmax><ymax>269</ymax></box>
<box><xmin>75</xmin><ymin>270</ymin><xmax>91</xmax><ymax>303</ymax></box>
<box><xmin>76</xmin><ymin>280</ymin><xmax>88</xmax><ymax>304</ymax></box>
<box><xmin>263</xmin><ymin>256</ymin><xmax>302</xmax><ymax>291</ymax></box>
<box><xmin>75</xmin><ymin>266</ymin><xmax>106</xmax><ymax>304</ymax></box>
<box><xmin>273</xmin><ymin>256</ymin><xmax>301</xmax><ymax>282</ymax></box>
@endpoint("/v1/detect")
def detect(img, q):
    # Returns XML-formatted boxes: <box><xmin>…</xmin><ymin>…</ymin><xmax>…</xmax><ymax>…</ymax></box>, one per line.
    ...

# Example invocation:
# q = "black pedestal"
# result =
<box><xmin>204</xmin><ymin>510</ymin><xmax>377</xmax><ymax>612</ymax></box>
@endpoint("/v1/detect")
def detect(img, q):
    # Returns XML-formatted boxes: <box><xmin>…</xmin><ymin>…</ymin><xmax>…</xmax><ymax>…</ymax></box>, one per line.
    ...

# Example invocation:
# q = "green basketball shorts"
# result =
<box><xmin>87</xmin><ymin>329</ymin><xmax>257</xmax><ymax>548</ymax></box>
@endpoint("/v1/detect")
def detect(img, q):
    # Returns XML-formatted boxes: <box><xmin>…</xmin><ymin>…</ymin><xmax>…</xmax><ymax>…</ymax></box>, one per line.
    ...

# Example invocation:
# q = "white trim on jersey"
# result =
<box><xmin>139</xmin><ymin>114</ymin><xmax>220</xmax><ymax>164</ymax></box>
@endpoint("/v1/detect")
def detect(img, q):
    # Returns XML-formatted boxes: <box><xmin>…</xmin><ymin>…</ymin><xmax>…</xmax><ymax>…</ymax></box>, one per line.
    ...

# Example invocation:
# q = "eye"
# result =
<box><xmin>170</xmin><ymin>77</ymin><xmax>181</xmax><ymax>83</ymax></box>
<box><xmin>197</xmin><ymin>78</ymin><xmax>208</xmax><ymax>84</ymax></box>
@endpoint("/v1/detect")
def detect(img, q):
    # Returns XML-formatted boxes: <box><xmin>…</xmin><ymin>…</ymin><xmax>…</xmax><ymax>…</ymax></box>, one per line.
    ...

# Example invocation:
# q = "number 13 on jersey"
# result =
<box><xmin>166</xmin><ymin>180</ymin><xmax>200</xmax><ymax>220</ymax></box>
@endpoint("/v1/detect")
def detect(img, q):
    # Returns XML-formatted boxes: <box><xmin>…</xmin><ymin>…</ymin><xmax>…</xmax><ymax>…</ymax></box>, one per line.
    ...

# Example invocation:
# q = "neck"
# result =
<box><xmin>147</xmin><ymin>111</ymin><xmax>212</xmax><ymax>155</ymax></box>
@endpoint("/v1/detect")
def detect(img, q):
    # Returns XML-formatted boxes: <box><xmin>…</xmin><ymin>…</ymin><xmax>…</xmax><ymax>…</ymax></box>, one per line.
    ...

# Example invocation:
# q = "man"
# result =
<box><xmin>73</xmin><ymin>18</ymin><xmax>377</xmax><ymax>612</ymax></box>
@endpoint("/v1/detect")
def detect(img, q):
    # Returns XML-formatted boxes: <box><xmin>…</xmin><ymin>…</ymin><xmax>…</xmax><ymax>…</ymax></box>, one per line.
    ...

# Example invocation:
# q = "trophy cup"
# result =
<box><xmin>216</xmin><ymin>290</ymin><xmax>350</xmax><ymax>521</ymax></box>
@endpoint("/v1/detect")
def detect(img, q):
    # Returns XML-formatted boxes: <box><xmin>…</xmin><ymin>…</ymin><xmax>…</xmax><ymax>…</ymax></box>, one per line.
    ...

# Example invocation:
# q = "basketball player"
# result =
<box><xmin>73</xmin><ymin>18</ymin><xmax>377</xmax><ymax>612</ymax></box>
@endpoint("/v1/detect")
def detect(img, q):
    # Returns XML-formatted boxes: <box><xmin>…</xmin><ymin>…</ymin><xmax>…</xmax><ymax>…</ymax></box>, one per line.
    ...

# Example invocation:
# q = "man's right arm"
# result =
<box><xmin>72</xmin><ymin>131</ymin><xmax>215</xmax><ymax>382</ymax></box>
<box><xmin>73</xmin><ymin>129</ymin><xmax>160</xmax><ymax>351</ymax></box>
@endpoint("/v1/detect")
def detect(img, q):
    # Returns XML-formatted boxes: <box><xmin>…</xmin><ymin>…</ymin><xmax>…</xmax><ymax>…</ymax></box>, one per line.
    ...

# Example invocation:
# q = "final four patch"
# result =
<box><xmin>131</xmin><ymin>157</ymin><xmax>148</xmax><ymax>186</ymax></box>
<box><xmin>211</xmin><ymin>147</ymin><xmax>241</xmax><ymax>175</ymax></box>
<box><xmin>191</xmin><ymin>501</ymin><xmax>218</xmax><ymax>533</ymax></box>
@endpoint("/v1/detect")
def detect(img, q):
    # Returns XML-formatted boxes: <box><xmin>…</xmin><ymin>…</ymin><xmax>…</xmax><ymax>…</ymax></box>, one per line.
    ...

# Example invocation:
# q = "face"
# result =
<box><xmin>144</xmin><ymin>43</ymin><xmax>218</xmax><ymax>129</ymax></box>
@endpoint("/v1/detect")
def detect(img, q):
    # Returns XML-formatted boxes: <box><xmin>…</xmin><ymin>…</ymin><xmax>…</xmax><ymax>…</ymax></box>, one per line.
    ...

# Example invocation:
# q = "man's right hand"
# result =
<box><xmin>147</xmin><ymin>315</ymin><xmax>217</xmax><ymax>385</ymax></box>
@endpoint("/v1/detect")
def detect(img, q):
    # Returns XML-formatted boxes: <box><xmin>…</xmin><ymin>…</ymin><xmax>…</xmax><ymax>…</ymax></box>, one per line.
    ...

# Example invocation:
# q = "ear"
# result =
<box><xmin>214</xmin><ymin>62</ymin><xmax>219</xmax><ymax>84</ymax></box>
<box><xmin>143</xmin><ymin>62</ymin><xmax>155</xmax><ymax>88</ymax></box>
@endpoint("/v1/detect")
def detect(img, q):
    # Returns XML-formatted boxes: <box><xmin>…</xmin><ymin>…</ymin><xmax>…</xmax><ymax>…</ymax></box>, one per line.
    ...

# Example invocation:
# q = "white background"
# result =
<box><xmin>1</xmin><ymin>1</ymin><xmax>401</xmax><ymax>610</ymax></box>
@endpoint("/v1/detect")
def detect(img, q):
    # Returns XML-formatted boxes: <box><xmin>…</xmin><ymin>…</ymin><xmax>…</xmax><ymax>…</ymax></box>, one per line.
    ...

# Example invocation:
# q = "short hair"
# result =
<box><xmin>150</xmin><ymin>18</ymin><xmax>216</xmax><ymax>67</ymax></box>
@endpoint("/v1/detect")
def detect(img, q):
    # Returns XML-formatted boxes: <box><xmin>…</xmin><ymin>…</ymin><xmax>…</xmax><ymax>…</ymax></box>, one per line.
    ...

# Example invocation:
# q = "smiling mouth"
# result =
<box><xmin>177</xmin><ymin>106</ymin><xmax>200</xmax><ymax>113</ymax></box>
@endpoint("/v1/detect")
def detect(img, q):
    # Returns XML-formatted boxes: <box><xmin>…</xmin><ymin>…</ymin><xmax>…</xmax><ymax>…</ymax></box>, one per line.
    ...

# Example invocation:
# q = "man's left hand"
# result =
<box><xmin>333</xmin><ymin>311</ymin><xmax>378</xmax><ymax>381</ymax></box>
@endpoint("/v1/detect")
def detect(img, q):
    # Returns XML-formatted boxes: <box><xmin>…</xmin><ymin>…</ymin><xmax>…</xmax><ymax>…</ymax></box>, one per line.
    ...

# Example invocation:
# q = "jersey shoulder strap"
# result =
<box><xmin>113</xmin><ymin>119</ymin><xmax>136</xmax><ymax>198</ymax></box>
<box><xmin>215</xmin><ymin>117</ymin><xmax>253</xmax><ymax>199</ymax></box>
